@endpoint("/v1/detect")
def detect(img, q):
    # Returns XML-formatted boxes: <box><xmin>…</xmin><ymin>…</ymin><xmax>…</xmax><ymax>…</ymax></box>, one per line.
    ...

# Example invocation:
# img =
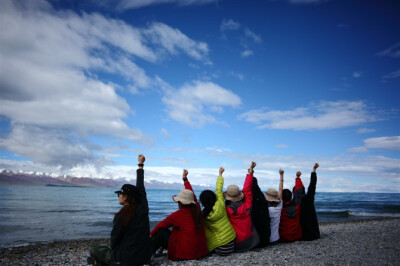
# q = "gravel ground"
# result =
<box><xmin>1</xmin><ymin>218</ymin><xmax>399</xmax><ymax>265</ymax></box>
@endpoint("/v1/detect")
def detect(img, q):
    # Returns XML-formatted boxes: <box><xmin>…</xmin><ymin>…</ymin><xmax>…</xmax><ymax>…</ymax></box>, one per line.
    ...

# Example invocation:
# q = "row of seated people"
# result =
<box><xmin>87</xmin><ymin>155</ymin><xmax>320</xmax><ymax>265</ymax></box>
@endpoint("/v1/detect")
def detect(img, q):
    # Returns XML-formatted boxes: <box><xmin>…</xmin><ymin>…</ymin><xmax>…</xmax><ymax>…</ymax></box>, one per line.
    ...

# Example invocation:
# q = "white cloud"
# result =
<box><xmin>244</xmin><ymin>28</ymin><xmax>262</xmax><ymax>44</ymax></box>
<box><xmin>275</xmin><ymin>144</ymin><xmax>289</xmax><ymax>149</ymax></box>
<box><xmin>162</xmin><ymin>81</ymin><xmax>242</xmax><ymax>127</ymax></box>
<box><xmin>117</xmin><ymin>0</ymin><xmax>217</xmax><ymax>10</ymax></box>
<box><xmin>239</xmin><ymin>100</ymin><xmax>379</xmax><ymax>130</ymax></box>
<box><xmin>348</xmin><ymin>136</ymin><xmax>400</xmax><ymax>153</ymax></box>
<box><xmin>377</xmin><ymin>43</ymin><xmax>400</xmax><ymax>58</ymax></box>
<box><xmin>144</xmin><ymin>22</ymin><xmax>210</xmax><ymax>63</ymax></box>
<box><xmin>160</xmin><ymin>128</ymin><xmax>170</xmax><ymax>139</ymax></box>
<box><xmin>353</xmin><ymin>71</ymin><xmax>362</xmax><ymax>78</ymax></box>
<box><xmin>382</xmin><ymin>70</ymin><xmax>400</xmax><ymax>79</ymax></box>
<box><xmin>0</xmin><ymin>0</ymin><xmax>210</xmax><ymax>168</ymax></box>
<box><xmin>229</xmin><ymin>71</ymin><xmax>245</xmax><ymax>81</ymax></box>
<box><xmin>2</xmin><ymin>153</ymin><xmax>399</xmax><ymax>192</ymax></box>
<box><xmin>220</xmin><ymin>19</ymin><xmax>241</xmax><ymax>31</ymax></box>
<box><xmin>357</xmin><ymin>128</ymin><xmax>376</xmax><ymax>134</ymax></box>
<box><xmin>241</xmin><ymin>50</ymin><xmax>254</xmax><ymax>57</ymax></box>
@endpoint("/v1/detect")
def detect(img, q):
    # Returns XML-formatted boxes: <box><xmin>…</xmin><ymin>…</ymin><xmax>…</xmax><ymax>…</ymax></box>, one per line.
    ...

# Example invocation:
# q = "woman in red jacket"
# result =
<box><xmin>224</xmin><ymin>161</ymin><xmax>260</xmax><ymax>252</ymax></box>
<box><xmin>150</xmin><ymin>169</ymin><xmax>208</xmax><ymax>261</ymax></box>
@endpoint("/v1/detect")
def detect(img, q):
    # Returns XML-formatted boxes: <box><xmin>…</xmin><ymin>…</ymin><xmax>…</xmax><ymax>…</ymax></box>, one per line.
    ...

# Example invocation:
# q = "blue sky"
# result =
<box><xmin>0</xmin><ymin>0</ymin><xmax>399</xmax><ymax>192</ymax></box>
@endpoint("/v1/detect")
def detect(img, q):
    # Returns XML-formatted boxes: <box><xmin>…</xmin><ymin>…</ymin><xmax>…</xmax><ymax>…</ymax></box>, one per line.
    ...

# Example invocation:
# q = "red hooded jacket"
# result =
<box><xmin>150</xmin><ymin>180</ymin><xmax>208</xmax><ymax>260</ymax></box>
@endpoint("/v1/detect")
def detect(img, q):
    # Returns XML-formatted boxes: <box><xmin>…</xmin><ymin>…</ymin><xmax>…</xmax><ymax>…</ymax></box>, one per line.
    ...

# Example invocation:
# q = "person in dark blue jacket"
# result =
<box><xmin>88</xmin><ymin>154</ymin><xmax>152</xmax><ymax>265</ymax></box>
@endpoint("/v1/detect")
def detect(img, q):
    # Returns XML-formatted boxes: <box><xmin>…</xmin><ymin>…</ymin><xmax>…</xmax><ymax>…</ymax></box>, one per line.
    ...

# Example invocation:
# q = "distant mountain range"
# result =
<box><xmin>0</xmin><ymin>170</ymin><xmax>210</xmax><ymax>190</ymax></box>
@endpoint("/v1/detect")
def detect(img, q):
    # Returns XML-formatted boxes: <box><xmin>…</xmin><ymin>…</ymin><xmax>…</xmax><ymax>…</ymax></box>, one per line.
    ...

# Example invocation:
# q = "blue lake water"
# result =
<box><xmin>0</xmin><ymin>185</ymin><xmax>399</xmax><ymax>248</ymax></box>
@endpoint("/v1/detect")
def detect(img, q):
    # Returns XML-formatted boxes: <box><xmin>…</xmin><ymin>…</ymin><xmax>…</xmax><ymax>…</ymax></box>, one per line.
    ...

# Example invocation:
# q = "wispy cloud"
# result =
<box><xmin>377</xmin><ymin>43</ymin><xmax>400</xmax><ymax>58</ymax></box>
<box><xmin>382</xmin><ymin>69</ymin><xmax>400</xmax><ymax>79</ymax></box>
<box><xmin>162</xmin><ymin>81</ymin><xmax>241</xmax><ymax>127</ymax></box>
<box><xmin>348</xmin><ymin>136</ymin><xmax>400</xmax><ymax>153</ymax></box>
<box><xmin>353</xmin><ymin>71</ymin><xmax>362</xmax><ymax>78</ymax></box>
<box><xmin>357</xmin><ymin>128</ymin><xmax>376</xmax><ymax>134</ymax></box>
<box><xmin>241</xmin><ymin>50</ymin><xmax>254</xmax><ymax>57</ymax></box>
<box><xmin>220</xmin><ymin>19</ymin><xmax>241</xmax><ymax>31</ymax></box>
<box><xmin>117</xmin><ymin>0</ymin><xmax>217</xmax><ymax>10</ymax></box>
<box><xmin>0</xmin><ymin>0</ymin><xmax>210</xmax><ymax>168</ymax></box>
<box><xmin>275</xmin><ymin>144</ymin><xmax>289</xmax><ymax>149</ymax></box>
<box><xmin>244</xmin><ymin>28</ymin><xmax>262</xmax><ymax>44</ymax></box>
<box><xmin>239</xmin><ymin>100</ymin><xmax>379</xmax><ymax>130</ymax></box>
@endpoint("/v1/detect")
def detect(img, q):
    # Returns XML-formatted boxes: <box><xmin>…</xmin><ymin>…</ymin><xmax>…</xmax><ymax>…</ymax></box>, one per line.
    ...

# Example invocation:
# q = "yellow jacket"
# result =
<box><xmin>204</xmin><ymin>176</ymin><xmax>236</xmax><ymax>251</ymax></box>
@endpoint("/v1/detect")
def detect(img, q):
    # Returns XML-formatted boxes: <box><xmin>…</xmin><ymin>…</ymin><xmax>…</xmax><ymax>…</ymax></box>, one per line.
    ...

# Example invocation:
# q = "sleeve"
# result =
<box><xmin>215</xmin><ymin>176</ymin><xmax>224</xmax><ymax>201</ymax></box>
<box><xmin>242</xmin><ymin>173</ymin><xmax>253</xmax><ymax>207</ymax></box>
<box><xmin>306</xmin><ymin>172</ymin><xmax>317</xmax><ymax>202</ymax></box>
<box><xmin>110</xmin><ymin>217</ymin><xmax>123</xmax><ymax>249</ymax></box>
<box><xmin>150</xmin><ymin>211</ymin><xmax>179</xmax><ymax>237</ymax></box>
<box><xmin>184</xmin><ymin>180</ymin><xmax>198</xmax><ymax>204</ymax></box>
<box><xmin>136</xmin><ymin>168</ymin><xmax>149</xmax><ymax>211</ymax></box>
<box><xmin>293</xmin><ymin>177</ymin><xmax>305</xmax><ymax>205</ymax></box>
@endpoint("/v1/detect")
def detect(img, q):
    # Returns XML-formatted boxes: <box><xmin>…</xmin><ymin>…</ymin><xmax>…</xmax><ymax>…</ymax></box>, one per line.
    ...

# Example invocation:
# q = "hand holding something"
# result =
<box><xmin>219</xmin><ymin>167</ymin><xmax>225</xmax><ymax>176</ymax></box>
<box><xmin>313</xmin><ymin>163</ymin><xmax>319</xmax><ymax>172</ymax></box>
<box><xmin>296</xmin><ymin>171</ymin><xmax>302</xmax><ymax>178</ymax></box>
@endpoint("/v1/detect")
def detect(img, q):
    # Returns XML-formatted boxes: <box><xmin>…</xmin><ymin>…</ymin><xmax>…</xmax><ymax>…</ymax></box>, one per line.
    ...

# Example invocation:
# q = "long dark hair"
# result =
<box><xmin>114</xmin><ymin>194</ymin><xmax>138</xmax><ymax>231</ymax></box>
<box><xmin>200</xmin><ymin>190</ymin><xmax>217</xmax><ymax>218</ymax></box>
<box><xmin>178</xmin><ymin>202</ymin><xmax>204</xmax><ymax>232</ymax></box>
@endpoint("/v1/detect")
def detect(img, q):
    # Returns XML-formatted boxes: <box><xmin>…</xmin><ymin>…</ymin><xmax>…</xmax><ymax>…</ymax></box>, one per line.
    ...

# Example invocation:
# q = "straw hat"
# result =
<box><xmin>172</xmin><ymin>189</ymin><xmax>196</xmax><ymax>205</ymax></box>
<box><xmin>224</xmin><ymin>184</ymin><xmax>244</xmax><ymax>202</ymax></box>
<box><xmin>264</xmin><ymin>188</ymin><xmax>280</xmax><ymax>202</ymax></box>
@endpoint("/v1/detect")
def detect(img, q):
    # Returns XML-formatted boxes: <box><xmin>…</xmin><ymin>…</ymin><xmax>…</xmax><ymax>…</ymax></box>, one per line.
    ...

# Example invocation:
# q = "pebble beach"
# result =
<box><xmin>1</xmin><ymin>218</ymin><xmax>399</xmax><ymax>265</ymax></box>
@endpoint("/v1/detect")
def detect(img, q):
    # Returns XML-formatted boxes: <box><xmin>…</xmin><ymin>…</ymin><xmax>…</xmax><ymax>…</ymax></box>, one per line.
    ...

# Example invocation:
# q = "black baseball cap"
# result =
<box><xmin>115</xmin><ymin>184</ymin><xmax>138</xmax><ymax>197</ymax></box>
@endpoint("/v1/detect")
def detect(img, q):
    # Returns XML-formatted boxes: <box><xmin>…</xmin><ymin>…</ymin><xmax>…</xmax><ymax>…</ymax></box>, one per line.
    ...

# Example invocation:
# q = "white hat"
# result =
<box><xmin>172</xmin><ymin>189</ymin><xmax>196</xmax><ymax>205</ymax></box>
<box><xmin>224</xmin><ymin>184</ymin><xmax>244</xmax><ymax>202</ymax></box>
<box><xmin>265</xmin><ymin>188</ymin><xmax>280</xmax><ymax>202</ymax></box>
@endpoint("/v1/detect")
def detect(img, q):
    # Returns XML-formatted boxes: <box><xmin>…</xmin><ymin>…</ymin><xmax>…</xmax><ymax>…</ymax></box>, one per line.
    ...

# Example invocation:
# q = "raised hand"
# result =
<box><xmin>279</xmin><ymin>169</ymin><xmax>284</xmax><ymax>176</ymax></box>
<box><xmin>182</xmin><ymin>169</ymin><xmax>189</xmax><ymax>181</ymax></box>
<box><xmin>219</xmin><ymin>167</ymin><xmax>225</xmax><ymax>176</ymax></box>
<box><xmin>138</xmin><ymin>154</ymin><xmax>145</xmax><ymax>164</ymax></box>
<box><xmin>313</xmin><ymin>163</ymin><xmax>319</xmax><ymax>172</ymax></box>
<box><xmin>296</xmin><ymin>171</ymin><xmax>302</xmax><ymax>178</ymax></box>
<box><xmin>249</xmin><ymin>161</ymin><xmax>256</xmax><ymax>175</ymax></box>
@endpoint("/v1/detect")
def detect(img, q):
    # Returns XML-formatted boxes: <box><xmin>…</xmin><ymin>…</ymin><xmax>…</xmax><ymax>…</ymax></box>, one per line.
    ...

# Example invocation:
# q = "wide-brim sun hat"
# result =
<box><xmin>265</xmin><ymin>188</ymin><xmax>280</xmax><ymax>202</ymax></box>
<box><xmin>172</xmin><ymin>189</ymin><xmax>196</xmax><ymax>205</ymax></box>
<box><xmin>224</xmin><ymin>184</ymin><xmax>244</xmax><ymax>202</ymax></box>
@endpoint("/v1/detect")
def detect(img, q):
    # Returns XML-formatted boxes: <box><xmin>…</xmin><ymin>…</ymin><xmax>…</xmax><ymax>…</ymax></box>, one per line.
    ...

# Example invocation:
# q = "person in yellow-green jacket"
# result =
<box><xmin>199</xmin><ymin>167</ymin><xmax>236</xmax><ymax>256</ymax></box>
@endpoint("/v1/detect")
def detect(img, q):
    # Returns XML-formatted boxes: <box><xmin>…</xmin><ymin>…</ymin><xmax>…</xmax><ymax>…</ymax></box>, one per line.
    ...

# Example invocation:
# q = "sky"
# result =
<box><xmin>0</xmin><ymin>0</ymin><xmax>399</xmax><ymax>193</ymax></box>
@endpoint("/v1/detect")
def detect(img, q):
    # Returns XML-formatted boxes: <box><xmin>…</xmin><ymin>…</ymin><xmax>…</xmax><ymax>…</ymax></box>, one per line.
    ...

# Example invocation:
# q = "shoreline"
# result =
<box><xmin>1</xmin><ymin>218</ymin><xmax>399</xmax><ymax>265</ymax></box>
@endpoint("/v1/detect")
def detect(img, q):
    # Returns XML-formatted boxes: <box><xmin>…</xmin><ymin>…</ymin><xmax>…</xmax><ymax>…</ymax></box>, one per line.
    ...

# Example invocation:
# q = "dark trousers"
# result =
<box><xmin>89</xmin><ymin>244</ymin><xmax>111</xmax><ymax>265</ymax></box>
<box><xmin>151</xmin><ymin>228</ymin><xmax>171</xmax><ymax>252</ymax></box>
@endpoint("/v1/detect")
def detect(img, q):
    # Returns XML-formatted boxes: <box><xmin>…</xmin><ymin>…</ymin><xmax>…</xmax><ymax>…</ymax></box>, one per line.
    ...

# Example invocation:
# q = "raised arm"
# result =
<box><xmin>307</xmin><ymin>163</ymin><xmax>319</xmax><ymax>199</ymax></box>
<box><xmin>136</xmin><ymin>154</ymin><xmax>145</xmax><ymax>189</ymax></box>
<box><xmin>278</xmin><ymin>169</ymin><xmax>284</xmax><ymax>200</ymax></box>
<box><xmin>215</xmin><ymin>167</ymin><xmax>225</xmax><ymax>199</ymax></box>
<box><xmin>243</xmin><ymin>161</ymin><xmax>256</xmax><ymax>204</ymax></box>
<box><xmin>182</xmin><ymin>169</ymin><xmax>198</xmax><ymax>204</ymax></box>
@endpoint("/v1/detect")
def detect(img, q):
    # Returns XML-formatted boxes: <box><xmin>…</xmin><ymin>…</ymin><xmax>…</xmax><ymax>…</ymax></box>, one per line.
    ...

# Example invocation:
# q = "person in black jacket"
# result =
<box><xmin>88</xmin><ymin>154</ymin><xmax>152</xmax><ymax>265</ymax></box>
<box><xmin>251</xmin><ymin>170</ymin><xmax>271</xmax><ymax>248</ymax></box>
<box><xmin>292</xmin><ymin>163</ymin><xmax>320</xmax><ymax>241</ymax></box>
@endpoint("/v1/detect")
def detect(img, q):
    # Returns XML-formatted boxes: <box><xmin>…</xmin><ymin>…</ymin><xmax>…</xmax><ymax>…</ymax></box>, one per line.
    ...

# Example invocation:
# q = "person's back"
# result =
<box><xmin>201</xmin><ymin>168</ymin><xmax>236</xmax><ymax>255</ymax></box>
<box><xmin>265</xmin><ymin>169</ymin><xmax>284</xmax><ymax>243</ymax></box>
<box><xmin>251</xmin><ymin>176</ymin><xmax>271</xmax><ymax>248</ymax></box>
<box><xmin>225</xmin><ymin>162</ymin><xmax>260</xmax><ymax>253</ymax></box>
<box><xmin>279</xmin><ymin>189</ymin><xmax>302</xmax><ymax>243</ymax></box>
<box><xmin>150</xmin><ymin>170</ymin><xmax>208</xmax><ymax>261</ymax></box>
<box><xmin>293</xmin><ymin>163</ymin><xmax>320</xmax><ymax>241</ymax></box>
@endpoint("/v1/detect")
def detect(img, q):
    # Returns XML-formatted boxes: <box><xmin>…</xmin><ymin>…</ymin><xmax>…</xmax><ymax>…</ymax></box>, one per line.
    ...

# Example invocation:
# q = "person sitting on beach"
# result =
<box><xmin>264</xmin><ymin>169</ymin><xmax>284</xmax><ymax>244</ymax></box>
<box><xmin>251</xmin><ymin>167</ymin><xmax>271</xmax><ymax>248</ymax></box>
<box><xmin>279</xmin><ymin>186</ymin><xmax>302</xmax><ymax>242</ymax></box>
<box><xmin>224</xmin><ymin>161</ymin><xmax>260</xmax><ymax>252</ymax></box>
<box><xmin>199</xmin><ymin>167</ymin><xmax>236</xmax><ymax>256</ymax></box>
<box><xmin>88</xmin><ymin>154</ymin><xmax>152</xmax><ymax>266</ymax></box>
<box><xmin>150</xmin><ymin>169</ymin><xmax>208</xmax><ymax>261</ymax></box>
<box><xmin>292</xmin><ymin>163</ymin><xmax>320</xmax><ymax>241</ymax></box>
